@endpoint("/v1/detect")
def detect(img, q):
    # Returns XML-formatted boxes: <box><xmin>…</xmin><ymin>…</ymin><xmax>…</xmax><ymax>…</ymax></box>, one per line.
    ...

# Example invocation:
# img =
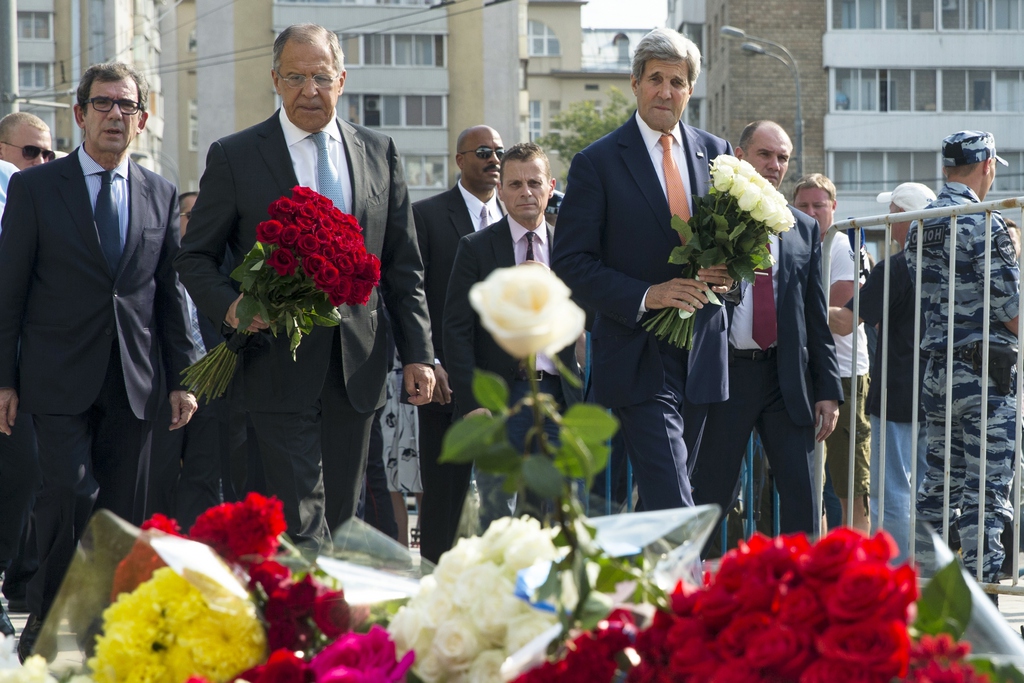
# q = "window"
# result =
<box><xmin>613</xmin><ymin>34</ymin><xmax>630</xmax><ymax>65</ymax></box>
<box><xmin>187</xmin><ymin>28</ymin><xmax>197</xmax><ymax>53</ymax></box>
<box><xmin>17</xmin><ymin>12</ymin><xmax>50</xmax><ymax>39</ymax></box>
<box><xmin>404</xmin><ymin>155</ymin><xmax>446</xmax><ymax>189</ymax></box>
<box><xmin>993</xmin><ymin>151</ymin><xmax>1023</xmax><ymax>192</ymax></box>
<box><xmin>528</xmin><ymin>21</ymin><xmax>560</xmax><ymax>56</ymax></box>
<box><xmin>342</xmin><ymin>33</ymin><xmax>444</xmax><ymax>67</ymax></box>
<box><xmin>341</xmin><ymin>94</ymin><xmax>445</xmax><ymax>128</ymax></box>
<box><xmin>548</xmin><ymin>101</ymin><xmax>561</xmax><ymax>130</ymax></box>
<box><xmin>529</xmin><ymin>100</ymin><xmax>542</xmax><ymax>141</ymax></box>
<box><xmin>686</xmin><ymin>98</ymin><xmax>704</xmax><ymax>128</ymax></box>
<box><xmin>834</xmin><ymin>68</ymin><xmax>878</xmax><ymax>110</ymax></box>
<box><xmin>833</xmin><ymin>151</ymin><xmax>938</xmax><ymax>192</ymax></box>
<box><xmin>993</xmin><ymin>0</ymin><xmax>1020</xmax><ymax>27</ymax></box>
<box><xmin>995</xmin><ymin>71</ymin><xmax>1021</xmax><ymax>111</ymax></box>
<box><xmin>942</xmin><ymin>69</ymin><xmax>967</xmax><ymax>110</ymax></box>
<box><xmin>834</xmin><ymin>0</ymin><xmax>881</xmax><ymax>27</ymax></box>
<box><xmin>18</xmin><ymin>63</ymin><xmax>49</xmax><ymax>90</ymax></box>
<box><xmin>188</xmin><ymin>99</ymin><xmax>199</xmax><ymax>152</ymax></box>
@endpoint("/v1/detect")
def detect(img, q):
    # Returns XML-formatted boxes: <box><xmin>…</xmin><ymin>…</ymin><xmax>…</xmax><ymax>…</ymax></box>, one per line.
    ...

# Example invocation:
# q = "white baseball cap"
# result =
<box><xmin>876</xmin><ymin>183</ymin><xmax>937</xmax><ymax>212</ymax></box>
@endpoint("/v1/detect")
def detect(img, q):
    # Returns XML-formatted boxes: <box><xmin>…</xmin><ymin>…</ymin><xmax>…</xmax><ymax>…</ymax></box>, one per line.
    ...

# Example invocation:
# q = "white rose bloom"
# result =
<box><xmin>0</xmin><ymin>657</ymin><xmax>56</xmax><ymax>683</ymax></box>
<box><xmin>453</xmin><ymin>562</ymin><xmax>506</xmax><ymax>609</ymax></box>
<box><xmin>502</xmin><ymin>534</ymin><xmax>558</xmax><ymax>575</ymax></box>
<box><xmin>712</xmin><ymin>165</ymin><xmax>735</xmax><ymax>193</ymax></box>
<box><xmin>505</xmin><ymin>611</ymin><xmax>559</xmax><ymax>653</ymax></box>
<box><xmin>750</xmin><ymin>201</ymin><xmax>769</xmax><ymax>223</ymax></box>
<box><xmin>728</xmin><ymin>174</ymin><xmax>750</xmax><ymax>201</ymax></box>
<box><xmin>469</xmin><ymin>266</ymin><xmax>586</xmax><ymax>359</ymax></box>
<box><xmin>470</xmin><ymin>587</ymin><xmax>522</xmax><ymax>645</ymax></box>
<box><xmin>735</xmin><ymin>159</ymin><xmax>757</xmax><ymax>179</ymax></box>
<box><xmin>433</xmin><ymin>618</ymin><xmax>484</xmax><ymax>672</ymax></box>
<box><xmin>388</xmin><ymin>603</ymin><xmax>435</xmax><ymax>655</ymax></box>
<box><xmin>433</xmin><ymin>538</ymin><xmax>482</xmax><ymax>588</ymax></box>
<box><xmin>415</xmin><ymin>651</ymin><xmax>444</xmax><ymax>683</ymax></box>
<box><xmin>479</xmin><ymin>517</ymin><xmax>533</xmax><ymax>563</ymax></box>
<box><xmin>468</xmin><ymin>650</ymin><xmax>507</xmax><ymax>683</ymax></box>
<box><xmin>737</xmin><ymin>185</ymin><xmax>761</xmax><ymax>213</ymax></box>
<box><xmin>714</xmin><ymin>155</ymin><xmax>740</xmax><ymax>170</ymax></box>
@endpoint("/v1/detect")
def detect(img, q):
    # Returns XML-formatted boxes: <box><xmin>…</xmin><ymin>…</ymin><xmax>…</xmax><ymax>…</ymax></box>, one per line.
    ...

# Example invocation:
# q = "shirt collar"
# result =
<box><xmin>635</xmin><ymin>110</ymin><xmax>683</xmax><ymax>155</ymax></box>
<box><xmin>507</xmin><ymin>214</ymin><xmax>547</xmax><ymax>245</ymax></box>
<box><xmin>458</xmin><ymin>180</ymin><xmax>499</xmax><ymax>219</ymax></box>
<box><xmin>945</xmin><ymin>181</ymin><xmax>980</xmax><ymax>203</ymax></box>
<box><xmin>279</xmin><ymin>108</ymin><xmax>342</xmax><ymax>148</ymax></box>
<box><xmin>77</xmin><ymin>145</ymin><xmax>129</xmax><ymax>180</ymax></box>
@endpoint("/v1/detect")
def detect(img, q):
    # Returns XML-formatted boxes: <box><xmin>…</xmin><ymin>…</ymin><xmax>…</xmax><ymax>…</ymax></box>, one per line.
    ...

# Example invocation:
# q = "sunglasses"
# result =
<box><xmin>1</xmin><ymin>141</ymin><xmax>56</xmax><ymax>162</ymax></box>
<box><xmin>458</xmin><ymin>145</ymin><xmax>504</xmax><ymax>160</ymax></box>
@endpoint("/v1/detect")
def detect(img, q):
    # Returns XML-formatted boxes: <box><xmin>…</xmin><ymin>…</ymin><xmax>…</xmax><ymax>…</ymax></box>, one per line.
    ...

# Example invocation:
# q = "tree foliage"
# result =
<box><xmin>537</xmin><ymin>86</ymin><xmax>633</xmax><ymax>179</ymax></box>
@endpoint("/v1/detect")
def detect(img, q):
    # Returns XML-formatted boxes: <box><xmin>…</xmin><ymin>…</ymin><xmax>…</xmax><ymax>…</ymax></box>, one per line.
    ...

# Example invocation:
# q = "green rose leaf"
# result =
<box><xmin>440</xmin><ymin>414</ymin><xmax>505</xmax><ymax>464</ymax></box>
<box><xmin>522</xmin><ymin>455</ymin><xmax>565</xmax><ymax>499</ymax></box>
<box><xmin>472</xmin><ymin>370</ymin><xmax>510</xmax><ymax>414</ymax></box>
<box><xmin>913</xmin><ymin>561</ymin><xmax>972</xmax><ymax>639</ymax></box>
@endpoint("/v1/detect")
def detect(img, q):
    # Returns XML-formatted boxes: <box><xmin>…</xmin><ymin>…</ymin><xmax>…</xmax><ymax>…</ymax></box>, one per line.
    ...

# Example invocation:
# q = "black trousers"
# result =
<box><xmin>417</xmin><ymin>405</ymin><xmax>470</xmax><ymax>564</ymax></box>
<box><xmin>249</xmin><ymin>330</ymin><xmax>374</xmax><ymax>551</ymax></box>
<box><xmin>688</xmin><ymin>356</ymin><xmax>817</xmax><ymax>536</ymax></box>
<box><xmin>0</xmin><ymin>413</ymin><xmax>40</xmax><ymax>596</ymax></box>
<box><xmin>28</xmin><ymin>342</ymin><xmax>152</xmax><ymax>619</ymax></box>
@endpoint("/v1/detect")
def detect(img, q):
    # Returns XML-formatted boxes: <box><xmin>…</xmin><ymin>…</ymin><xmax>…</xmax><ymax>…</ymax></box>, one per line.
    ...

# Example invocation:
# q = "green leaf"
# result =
<box><xmin>440</xmin><ymin>414</ymin><xmax>505</xmax><ymax>464</ymax></box>
<box><xmin>472</xmin><ymin>441</ymin><xmax>523</xmax><ymax>475</ymax></box>
<box><xmin>522</xmin><ymin>456</ymin><xmax>565</xmax><ymax>499</ymax></box>
<box><xmin>913</xmin><ymin>561</ymin><xmax>972</xmax><ymax>638</ymax></box>
<box><xmin>577</xmin><ymin>587</ymin><xmax>614</xmax><ymax>631</ymax></box>
<box><xmin>672</xmin><ymin>214</ymin><xmax>694</xmax><ymax>244</ymax></box>
<box><xmin>472</xmin><ymin>370</ymin><xmax>510</xmax><ymax>414</ymax></box>
<box><xmin>562</xmin><ymin>404</ymin><xmax>619</xmax><ymax>443</ymax></box>
<box><xmin>235</xmin><ymin>296</ymin><xmax>261</xmax><ymax>330</ymax></box>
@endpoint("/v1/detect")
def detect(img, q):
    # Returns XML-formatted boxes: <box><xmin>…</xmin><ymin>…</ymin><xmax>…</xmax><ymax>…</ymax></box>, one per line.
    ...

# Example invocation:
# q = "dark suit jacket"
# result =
<box><xmin>551</xmin><ymin>116</ymin><xmax>732</xmax><ymax>410</ymax></box>
<box><xmin>730</xmin><ymin>208</ymin><xmax>843</xmax><ymax>424</ymax></box>
<box><xmin>0</xmin><ymin>152</ymin><xmax>197</xmax><ymax>420</ymax></box>
<box><xmin>443</xmin><ymin>218</ymin><xmax>582</xmax><ymax>415</ymax></box>
<box><xmin>174</xmin><ymin>112</ymin><xmax>433</xmax><ymax>414</ymax></box>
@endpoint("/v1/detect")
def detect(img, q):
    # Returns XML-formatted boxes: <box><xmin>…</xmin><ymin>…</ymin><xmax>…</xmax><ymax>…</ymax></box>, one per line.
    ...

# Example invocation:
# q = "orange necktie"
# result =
<box><xmin>660</xmin><ymin>134</ymin><xmax>690</xmax><ymax>224</ymax></box>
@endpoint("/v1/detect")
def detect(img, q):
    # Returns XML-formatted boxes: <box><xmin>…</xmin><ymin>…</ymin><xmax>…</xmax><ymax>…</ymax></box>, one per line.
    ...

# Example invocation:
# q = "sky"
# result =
<box><xmin>580</xmin><ymin>0</ymin><xmax>668</xmax><ymax>29</ymax></box>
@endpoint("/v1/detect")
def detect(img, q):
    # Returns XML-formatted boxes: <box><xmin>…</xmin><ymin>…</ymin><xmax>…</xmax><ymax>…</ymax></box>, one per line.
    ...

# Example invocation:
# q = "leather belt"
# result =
<box><xmin>514</xmin><ymin>369</ymin><xmax>559</xmax><ymax>381</ymax></box>
<box><xmin>730</xmin><ymin>346</ymin><xmax>777</xmax><ymax>361</ymax></box>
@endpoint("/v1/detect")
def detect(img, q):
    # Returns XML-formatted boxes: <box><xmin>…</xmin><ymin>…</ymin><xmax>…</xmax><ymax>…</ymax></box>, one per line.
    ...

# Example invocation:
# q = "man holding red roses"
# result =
<box><xmin>175</xmin><ymin>24</ymin><xmax>434</xmax><ymax>550</ymax></box>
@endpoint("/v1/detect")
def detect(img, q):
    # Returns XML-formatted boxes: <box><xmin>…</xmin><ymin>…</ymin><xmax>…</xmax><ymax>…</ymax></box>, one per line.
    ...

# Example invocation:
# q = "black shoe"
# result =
<box><xmin>17</xmin><ymin>614</ymin><xmax>41</xmax><ymax>663</ymax></box>
<box><xmin>5</xmin><ymin>598</ymin><xmax>28</xmax><ymax>613</ymax></box>
<box><xmin>0</xmin><ymin>603</ymin><xmax>13</xmax><ymax>638</ymax></box>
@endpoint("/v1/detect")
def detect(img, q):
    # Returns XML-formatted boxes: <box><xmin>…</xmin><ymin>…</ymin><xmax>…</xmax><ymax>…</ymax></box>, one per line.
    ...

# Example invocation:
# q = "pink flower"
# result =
<box><xmin>309</xmin><ymin>625</ymin><xmax>413</xmax><ymax>683</ymax></box>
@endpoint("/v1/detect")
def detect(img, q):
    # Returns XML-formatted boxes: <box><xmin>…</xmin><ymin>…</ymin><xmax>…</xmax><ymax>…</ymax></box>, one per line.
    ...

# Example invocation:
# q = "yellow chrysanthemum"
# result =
<box><xmin>89</xmin><ymin>567</ymin><xmax>266</xmax><ymax>683</ymax></box>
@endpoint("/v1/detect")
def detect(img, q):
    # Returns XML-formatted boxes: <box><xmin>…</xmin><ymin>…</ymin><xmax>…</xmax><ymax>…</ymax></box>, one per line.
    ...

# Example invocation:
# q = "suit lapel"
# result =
<box><xmin>776</xmin><ymin>215</ymin><xmax>794</xmax><ymax>307</ymax></box>
<box><xmin>58</xmin><ymin>153</ymin><xmax>111</xmax><ymax>279</ymax></box>
<box><xmin>489</xmin><ymin>218</ymin><xmax>516</xmax><ymax>268</ymax></box>
<box><xmin>618</xmin><ymin>117</ymin><xmax>675</xmax><ymax>243</ymax></box>
<box><xmin>256</xmin><ymin>113</ymin><xmax>300</xmax><ymax>197</ymax></box>
<box><xmin>447</xmin><ymin>185</ymin><xmax>476</xmax><ymax>240</ymax></box>
<box><xmin>680</xmin><ymin>122</ymin><xmax>712</xmax><ymax>197</ymax></box>
<box><xmin>118</xmin><ymin>162</ymin><xmax>148</xmax><ymax>280</ymax></box>
<box><xmin>339</xmin><ymin>118</ymin><xmax>367</xmax><ymax>223</ymax></box>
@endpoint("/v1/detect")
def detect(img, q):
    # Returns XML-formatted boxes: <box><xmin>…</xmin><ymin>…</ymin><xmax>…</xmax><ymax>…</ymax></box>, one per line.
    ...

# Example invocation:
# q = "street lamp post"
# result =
<box><xmin>720</xmin><ymin>25</ymin><xmax>804</xmax><ymax>178</ymax></box>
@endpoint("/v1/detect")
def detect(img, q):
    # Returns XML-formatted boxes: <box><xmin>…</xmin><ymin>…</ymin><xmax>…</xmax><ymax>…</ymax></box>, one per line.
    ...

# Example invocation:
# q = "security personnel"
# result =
<box><xmin>906</xmin><ymin>131</ymin><xmax>1019</xmax><ymax>584</ymax></box>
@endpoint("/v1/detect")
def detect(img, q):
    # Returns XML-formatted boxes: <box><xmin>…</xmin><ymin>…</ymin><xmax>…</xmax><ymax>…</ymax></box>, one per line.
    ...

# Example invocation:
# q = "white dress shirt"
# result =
<box><xmin>730</xmin><ymin>233</ymin><xmax>781</xmax><ymax>349</ymax></box>
<box><xmin>458</xmin><ymin>180</ymin><xmax>502</xmax><ymax>231</ymax></box>
<box><xmin>79</xmin><ymin>146</ymin><xmax>130</xmax><ymax>247</ymax></box>
<box><xmin>278</xmin><ymin>108</ymin><xmax>353</xmax><ymax>213</ymax></box>
<box><xmin>508</xmin><ymin>216</ymin><xmax>558</xmax><ymax>375</ymax></box>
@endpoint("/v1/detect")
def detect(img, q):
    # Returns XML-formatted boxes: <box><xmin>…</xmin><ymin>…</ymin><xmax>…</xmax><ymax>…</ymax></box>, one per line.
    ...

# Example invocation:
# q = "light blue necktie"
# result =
<box><xmin>312</xmin><ymin>131</ymin><xmax>346</xmax><ymax>212</ymax></box>
<box><xmin>187</xmin><ymin>295</ymin><xmax>207</xmax><ymax>357</ymax></box>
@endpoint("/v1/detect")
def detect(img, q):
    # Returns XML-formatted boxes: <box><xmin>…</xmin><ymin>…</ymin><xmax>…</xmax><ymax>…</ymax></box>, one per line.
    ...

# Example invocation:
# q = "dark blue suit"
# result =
<box><xmin>687</xmin><ymin>208</ymin><xmax>842</xmax><ymax>533</ymax></box>
<box><xmin>552</xmin><ymin>115</ymin><xmax>732</xmax><ymax>510</ymax></box>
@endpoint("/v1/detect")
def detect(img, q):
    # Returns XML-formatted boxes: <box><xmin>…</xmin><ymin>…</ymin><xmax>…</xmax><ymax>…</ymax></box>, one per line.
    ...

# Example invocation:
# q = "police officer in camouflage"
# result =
<box><xmin>906</xmin><ymin>131</ymin><xmax>1018</xmax><ymax>584</ymax></box>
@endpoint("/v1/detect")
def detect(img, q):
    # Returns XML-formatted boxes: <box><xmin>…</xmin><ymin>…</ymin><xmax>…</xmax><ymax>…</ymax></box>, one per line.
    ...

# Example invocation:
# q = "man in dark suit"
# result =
<box><xmin>413</xmin><ymin>125</ymin><xmax>504</xmax><ymax>563</ymax></box>
<box><xmin>443</xmin><ymin>143</ymin><xmax>583</xmax><ymax>507</ymax></box>
<box><xmin>552</xmin><ymin>28</ymin><xmax>734</xmax><ymax>511</ymax></box>
<box><xmin>0</xmin><ymin>62</ymin><xmax>199</xmax><ymax>658</ymax></box>
<box><xmin>687</xmin><ymin>120</ymin><xmax>842</xmax><ymax>535</ymax></box>
<box><xmin>175</xmin><ymin>24</ymin><xmax>434</xmax><ymax>551</ymax></box>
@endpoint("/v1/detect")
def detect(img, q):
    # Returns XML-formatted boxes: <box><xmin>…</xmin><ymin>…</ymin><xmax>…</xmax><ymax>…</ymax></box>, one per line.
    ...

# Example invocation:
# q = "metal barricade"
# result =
<box><xmin>826</xmin><ymin>195</ymin><xmax>1024</xmax><ymax>595</ymax></box>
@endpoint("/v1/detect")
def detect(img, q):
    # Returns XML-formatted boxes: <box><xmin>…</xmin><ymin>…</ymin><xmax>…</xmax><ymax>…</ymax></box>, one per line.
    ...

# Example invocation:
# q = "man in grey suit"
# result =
<box><xmin>175</xmin><ymin>24</ymin><xmax>435</xmax><ymax>551</ymax></box>
<box><xmin>0</xmin><ymin>62</ymin><xmax>199</xmax><ymax>659</ymax></box>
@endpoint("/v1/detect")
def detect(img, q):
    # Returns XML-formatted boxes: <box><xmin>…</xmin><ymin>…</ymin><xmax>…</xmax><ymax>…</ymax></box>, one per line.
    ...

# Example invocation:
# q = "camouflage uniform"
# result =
<box><xmin>906</xmin><ymin>131</ymin><xmax>1019</xmax><ymax>583</ymax></box>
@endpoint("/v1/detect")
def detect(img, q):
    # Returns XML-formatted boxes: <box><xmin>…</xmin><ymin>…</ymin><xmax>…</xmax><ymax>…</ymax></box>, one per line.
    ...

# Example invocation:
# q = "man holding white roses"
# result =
<box><xmin>552</xmin><ymin>28</ymin><xmax>734</xmax><ymax>511</ymax></box>
<box><xmin>687</xmin><ymin>121</ymin><xmax>841</xmax><ymax>536</ymax></box>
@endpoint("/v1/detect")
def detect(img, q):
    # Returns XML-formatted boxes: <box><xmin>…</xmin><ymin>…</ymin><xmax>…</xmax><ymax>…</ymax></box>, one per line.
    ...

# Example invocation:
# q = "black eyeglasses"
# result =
<box><xmin>85</xmin><ymin>97</ymin><xmax>142</xmax><ymax>115</ymax></box>
<box><xmin>276</xmin><ymin>72</ymin><xmax>338</xmax><ymax>90</ymax></box>
<box><xmin>458</xmin><ymin>146</ymin><xmax>504</xmax><ymax>160</ymax></box>
<box><xmin>0</xmin><ymin>141</ymin><xmax>55</xmax><ymax>162</ymax></box>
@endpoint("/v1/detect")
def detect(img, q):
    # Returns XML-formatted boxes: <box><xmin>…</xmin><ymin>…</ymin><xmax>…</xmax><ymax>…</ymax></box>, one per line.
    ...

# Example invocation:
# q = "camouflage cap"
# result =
<box><xmin>941</xmin><ymin>130</ymin><xmax>1009</xmax><ymax>167</ymax></box>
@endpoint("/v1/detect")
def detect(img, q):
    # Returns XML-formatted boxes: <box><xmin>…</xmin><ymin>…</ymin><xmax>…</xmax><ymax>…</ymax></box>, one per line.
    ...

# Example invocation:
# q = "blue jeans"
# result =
<box><xmin>869</xmin><ymin>416</ymin><xmax>928</xmax><ymax>563</ymax></box>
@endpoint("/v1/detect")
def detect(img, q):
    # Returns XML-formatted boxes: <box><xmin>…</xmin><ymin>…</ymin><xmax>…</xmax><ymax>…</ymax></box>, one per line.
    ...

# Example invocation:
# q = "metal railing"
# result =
<box><xmin>826</xmin><ymin>195</ymin><xmax>1024</xmax><ymax>593</ymax></box>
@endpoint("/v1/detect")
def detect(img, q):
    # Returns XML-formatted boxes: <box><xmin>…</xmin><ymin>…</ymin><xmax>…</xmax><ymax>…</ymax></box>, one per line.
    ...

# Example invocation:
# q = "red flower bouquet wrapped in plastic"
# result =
<box><xmin>182</xmin><ymin>186</ymin><xmax>381</xmax><ymax>402</ymax></box>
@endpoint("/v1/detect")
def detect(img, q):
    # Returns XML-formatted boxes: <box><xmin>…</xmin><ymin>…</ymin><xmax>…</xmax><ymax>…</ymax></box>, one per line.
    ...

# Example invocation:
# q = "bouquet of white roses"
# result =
<box><xmin>387</xmin><ymin>517</ymin><xmax>561</xmax><ymax>683</ymax></box>
<box><xmin>644</xmin><ymin>154</ymin><xmax>795</xmax><ymax>349</ymax></box>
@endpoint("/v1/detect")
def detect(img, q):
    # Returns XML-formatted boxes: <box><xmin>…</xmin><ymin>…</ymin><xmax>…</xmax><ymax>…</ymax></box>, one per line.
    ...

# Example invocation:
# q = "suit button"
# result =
<box><xmin>112</xmin><ymin>289</ymin><xmax>118</xmax><ymax>297</ymax></box>
<box><xmin>105</xmin><ymin>328</ymin><xmax>113</xmax><ymax>335</ymax></box>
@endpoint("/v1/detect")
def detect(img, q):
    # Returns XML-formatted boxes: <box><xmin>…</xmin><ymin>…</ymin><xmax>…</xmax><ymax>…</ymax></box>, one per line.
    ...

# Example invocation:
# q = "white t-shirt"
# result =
<box><xmin>828</xmin><ymin>236</ymin><xmax>870</xmax><ymax>377</ymax></box>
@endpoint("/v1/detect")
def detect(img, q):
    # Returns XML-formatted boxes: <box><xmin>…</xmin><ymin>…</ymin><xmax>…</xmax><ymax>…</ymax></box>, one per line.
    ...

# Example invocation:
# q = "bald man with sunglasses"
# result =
<box><xmin>0</xmin><ymin>113</ymin><xmax>54</xmax><ymax>171</ymax></box>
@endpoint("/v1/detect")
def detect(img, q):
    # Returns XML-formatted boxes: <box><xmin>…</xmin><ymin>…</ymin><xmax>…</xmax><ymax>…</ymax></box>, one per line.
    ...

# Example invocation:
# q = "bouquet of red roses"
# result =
<box><xmin>182</xmin><ymin>186</ymin><xmax>381</xmax><ymax>402</ymax></box>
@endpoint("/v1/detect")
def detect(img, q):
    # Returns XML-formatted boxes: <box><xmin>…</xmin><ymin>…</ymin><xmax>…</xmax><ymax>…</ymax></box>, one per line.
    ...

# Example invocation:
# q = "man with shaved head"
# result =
<box><xmin>412</xmin><ymin>124</ymin><xmax>504</xmax><ymax>562</ymax></box>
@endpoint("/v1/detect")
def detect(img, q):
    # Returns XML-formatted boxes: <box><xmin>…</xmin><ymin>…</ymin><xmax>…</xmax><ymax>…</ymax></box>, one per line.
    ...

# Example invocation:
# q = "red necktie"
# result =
<box><xmin>752</xmin><ymin>266</ymin><xmax>777</xmax><ymax>351</ymax></box>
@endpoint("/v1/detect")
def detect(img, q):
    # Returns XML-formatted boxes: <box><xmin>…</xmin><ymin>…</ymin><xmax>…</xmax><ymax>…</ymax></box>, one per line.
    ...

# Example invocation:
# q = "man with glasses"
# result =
<box><xmin>176</xmin><ymin>24</ymin><xmax>433</xmax><ymax>551</ymax></box>
<box><xmin>412</xmin><ymin>125</ymin><xmax>504</xmax><ymax>562</ymax></box>
<box><xmin>0</xmin><ymin>113</ymin><xmax>55</xmax><ymax>171</ymax></box>
<box><xmin>0</xmin><ymin>62</ymin><xmax>199</xmax><ymax>660</ymax></box>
